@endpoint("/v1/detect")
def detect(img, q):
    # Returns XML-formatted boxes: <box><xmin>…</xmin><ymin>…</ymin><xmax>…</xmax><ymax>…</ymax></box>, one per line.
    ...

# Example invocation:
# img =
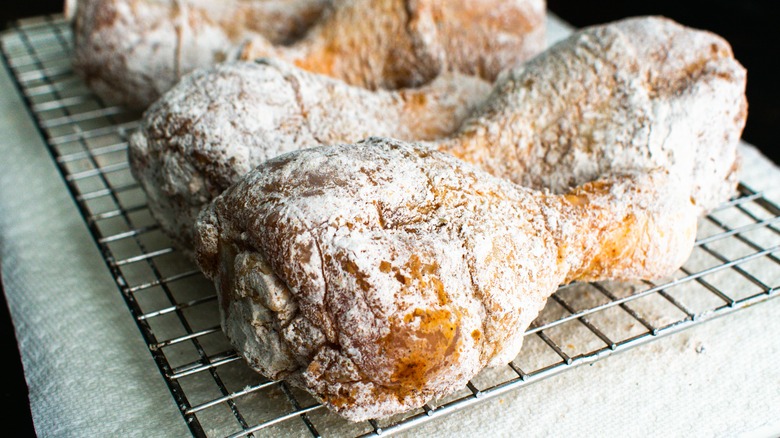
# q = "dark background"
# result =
<box><xmin>1</xmin><ymin>1</ymin><xmax>778</xmax><ymax>436</ymax></box>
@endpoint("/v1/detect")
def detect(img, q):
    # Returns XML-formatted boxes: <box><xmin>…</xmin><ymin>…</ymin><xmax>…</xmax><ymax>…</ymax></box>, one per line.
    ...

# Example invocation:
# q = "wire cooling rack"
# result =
<box><xmin>3</xmin><ymin>14</ymin><xmax>780</xmax><ymax>438</ymax></box>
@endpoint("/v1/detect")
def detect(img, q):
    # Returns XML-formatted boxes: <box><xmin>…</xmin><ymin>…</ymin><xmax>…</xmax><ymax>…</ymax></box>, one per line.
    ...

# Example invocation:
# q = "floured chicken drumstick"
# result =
<box><xmin>129</xmin><ymin>16</ymin><xmax>747</xmax><ymax>253</ymax></box>
<box><xmin>194</xmin><ymin>138</ymin><xmax>698</xmax><ymax>421</ymax></box>
<box><xmin>69</xmin><ymin>0</ymin><xmax>544</xmax><ymax>109</ymax></box>
<box><xmin>129</xmin><ymin>62</ymin><xmax>490</xmax><ymax>254</ymax></box>
<box><xmin>240</xmin><ymin>0</ymin><xmax>546</xmax><ymax>89</ymax></box>
<box><xmin>68</xmin><ymin>0</ymin><xmax>331</xmax><ymax>109</ymax></box>
<box><xmin>438</xmin><ymin>15</ymin><xmax>747</xmax><ymax>213</ymax></box>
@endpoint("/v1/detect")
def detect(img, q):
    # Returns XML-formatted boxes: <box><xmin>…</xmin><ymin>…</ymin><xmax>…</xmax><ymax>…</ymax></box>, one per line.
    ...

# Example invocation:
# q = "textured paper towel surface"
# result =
<box><xmin>0</xmin><ymin>58</ymin><xmax>189</xmax><ymax>436</ymax></box>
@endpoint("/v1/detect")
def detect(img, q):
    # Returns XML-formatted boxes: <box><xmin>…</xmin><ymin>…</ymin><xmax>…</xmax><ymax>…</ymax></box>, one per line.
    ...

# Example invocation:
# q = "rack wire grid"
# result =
<box><xmin>3</xmin><ymin>14</ymin><xmax>780</xmax><ymax>438</ymax></box>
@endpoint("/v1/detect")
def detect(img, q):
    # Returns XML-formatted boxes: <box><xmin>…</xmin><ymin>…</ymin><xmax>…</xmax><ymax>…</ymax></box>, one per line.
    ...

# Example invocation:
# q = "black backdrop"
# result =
<box><xmin>1</xmin><ymin>2</ymin><xmax>778</xmax><ymax>436</ymax></box>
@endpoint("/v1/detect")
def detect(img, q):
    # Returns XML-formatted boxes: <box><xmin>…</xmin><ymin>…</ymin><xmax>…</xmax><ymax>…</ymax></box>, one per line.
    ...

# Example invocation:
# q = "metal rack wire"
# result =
<box><xmin>2</xmin><ymin>15</ymin><xmax>779</xmax><ymax>438</ymax></box>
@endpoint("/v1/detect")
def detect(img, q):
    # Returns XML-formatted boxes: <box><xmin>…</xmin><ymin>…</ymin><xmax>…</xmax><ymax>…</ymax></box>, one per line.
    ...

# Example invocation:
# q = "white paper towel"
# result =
<box><xmin>0</xmin><ymin>55</ymin><xmax>189</xmax><ymax>436</ymax></box>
